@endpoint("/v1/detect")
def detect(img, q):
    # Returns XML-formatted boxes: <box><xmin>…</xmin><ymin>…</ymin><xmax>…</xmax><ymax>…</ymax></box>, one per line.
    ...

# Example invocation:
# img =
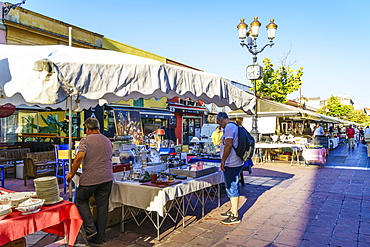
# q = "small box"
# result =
<box><xmin>2</xmin><ymin>237</ymin><xmax>26</xmax><ymax>247</ymax></box>
<box><xmin>279</xmin><ymin>155</ymin><xmax>291</xmax><ymax>161</ymax></box>
<box><xmin>181</xmin><ymin>145</ymin><xmax>189</xmax><ymax>152</ymax></box>
<box><xmin>91</xmin><ymin>205</ymin><xmax>122</xmax><ymax>227</ymax></box>
<box><xmin>16</xmin><ymin>164</ymin><xmax>24</xmax><ymax>179</ymax></box>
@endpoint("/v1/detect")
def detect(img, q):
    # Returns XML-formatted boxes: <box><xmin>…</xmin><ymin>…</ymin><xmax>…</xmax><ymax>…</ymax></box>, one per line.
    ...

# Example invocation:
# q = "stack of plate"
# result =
<box><xmin>34</xmin><ymin>176</ymin><xmax>63</xmax><ymax>205</ymax></box>
<box><xmin>0</xmin><ymin>205</ymin><xmax>12</xmax><ymax>220</ymax></box>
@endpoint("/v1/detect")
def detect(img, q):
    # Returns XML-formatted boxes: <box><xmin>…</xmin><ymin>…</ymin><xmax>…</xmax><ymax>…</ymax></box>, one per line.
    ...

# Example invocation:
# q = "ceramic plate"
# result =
<box><xmin>44</xmin><ymin>197</ymin><xmax>63</xmax><ymax>205</ymax></box>
<box><xmin>34</xmin><ymin>177</ymin><xmax>57</xmax><ymax>182</ymax></box>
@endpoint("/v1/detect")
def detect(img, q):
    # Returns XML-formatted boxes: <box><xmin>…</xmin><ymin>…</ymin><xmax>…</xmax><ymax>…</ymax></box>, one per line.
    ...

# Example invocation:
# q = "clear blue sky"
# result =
<box><xmin>23</xmin><ymin>0</ymin><xmax>369</xmax><ymax>109</ymax></box>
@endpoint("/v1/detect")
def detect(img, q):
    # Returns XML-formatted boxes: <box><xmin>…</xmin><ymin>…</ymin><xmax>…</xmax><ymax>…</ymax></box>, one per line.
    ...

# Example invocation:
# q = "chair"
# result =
<box><xmin>23</xmin><ymin>157</ymin><xmax>56</xmax><ymax>186</ymax></box>
<box><xmin>0</xmin><ymin>165</ymin><xmax>4</xmax><ymax>187</ymax></box>
<box><xmin>55</xmin><ymin>144</ymin><xmax>69</xmax><ymax>194</ymax></box>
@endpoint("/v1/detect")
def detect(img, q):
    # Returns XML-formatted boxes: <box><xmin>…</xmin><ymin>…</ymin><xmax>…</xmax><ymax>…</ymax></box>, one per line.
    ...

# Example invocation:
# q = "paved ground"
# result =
<box><xmin>3</xmin><ymin>142</ymin><xmax>370</xmax><ymax>246</ymax></box>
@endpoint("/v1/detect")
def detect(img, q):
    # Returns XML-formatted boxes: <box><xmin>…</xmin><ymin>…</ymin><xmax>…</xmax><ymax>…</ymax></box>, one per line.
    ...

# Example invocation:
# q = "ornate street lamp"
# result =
<box><xmin>237</xmin><ymin>17</ymin><xmax>277</xmax><ymax>142</ymax></box>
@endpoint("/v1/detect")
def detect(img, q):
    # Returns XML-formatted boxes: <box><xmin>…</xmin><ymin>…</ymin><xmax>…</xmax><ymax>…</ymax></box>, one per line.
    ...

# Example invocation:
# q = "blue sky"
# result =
<box><xmin>23</xmin><ymin>0</ymin><xmax>369</xmax><ymax>108</ymax></box>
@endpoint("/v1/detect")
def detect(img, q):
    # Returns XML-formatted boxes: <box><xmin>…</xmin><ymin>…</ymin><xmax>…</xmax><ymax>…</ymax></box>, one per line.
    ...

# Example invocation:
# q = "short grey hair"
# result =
<box><xmin>216</xmin><ymin>112</ymin><xmax>229</xmax><ymax>121</ymax></box>
<box><xmin>84</xmin><ymin>117</ymin><xmax>100</xmax><ymax>130</ymax></box>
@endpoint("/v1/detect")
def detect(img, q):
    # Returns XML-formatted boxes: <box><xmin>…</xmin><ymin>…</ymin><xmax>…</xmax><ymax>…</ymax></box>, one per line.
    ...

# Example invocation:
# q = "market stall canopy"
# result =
<box><xmin>0</xmin><ymin>45</ymin><xmax>255</xmax><ymax>113</ymax></box>
<box><xmin>229</xmin><ymin>98</ymin><xmax>345</xmax><ymax>123</ymax></box>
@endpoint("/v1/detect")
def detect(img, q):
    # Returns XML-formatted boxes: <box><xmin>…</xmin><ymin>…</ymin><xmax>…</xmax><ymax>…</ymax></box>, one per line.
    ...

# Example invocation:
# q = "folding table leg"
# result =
<box><xmin>121</xmin><ymin>205</ymin><xmax>125</xmax><ymax>232</ymax></box>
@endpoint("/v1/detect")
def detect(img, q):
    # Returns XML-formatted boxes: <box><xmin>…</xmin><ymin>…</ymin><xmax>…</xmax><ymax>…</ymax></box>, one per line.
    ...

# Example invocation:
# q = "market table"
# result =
<box><xmin>0</xmin><ymin>197</ymin><xmax>83</xmax><ymax>246</ymax></box>
<box><xmin>329</xmin><ymin>137</ymin><xmax>339</xmax><ymax>149</ymax></box>
<box><xmin>109</xmin><ymin>171</ymin><xmax>224</xmax><ymax>239</ymax></box>
<box><xmin>187</xmin><ymin>157</ymin><xmax>254</xmax><ymax>185</ymax></box>
<box><xmin>302</xmin><ymin>148</ymin><xmax>327</xmax><ymax>165</ymax></box>
<box><xmin>254</xmin><ymin>143</ymin><xmax>306</xmax><ymax>163</ymax></box>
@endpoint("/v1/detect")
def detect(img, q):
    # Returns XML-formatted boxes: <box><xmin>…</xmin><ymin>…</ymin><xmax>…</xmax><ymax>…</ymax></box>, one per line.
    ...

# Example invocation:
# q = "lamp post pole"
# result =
<box><xmin>237</xmin><ymin>17</ymin><xmax>278</xmax><ymax>142</ymax></box>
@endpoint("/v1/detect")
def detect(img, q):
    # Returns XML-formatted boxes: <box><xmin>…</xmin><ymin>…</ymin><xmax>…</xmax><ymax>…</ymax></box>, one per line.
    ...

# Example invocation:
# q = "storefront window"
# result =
<box><xmin>141</xmin><ymin>118</ymin><xmax>166</xmax><ymax>136</ymax></box>
<box><xmin>183</xmin><ymin>117</ymin><xmax>202</xmax><ymax>145</ymax></box>
<box><xmin>133</xmin><ymin>98</ymin><xmax>144</xmax><ymax>107</ymax></box>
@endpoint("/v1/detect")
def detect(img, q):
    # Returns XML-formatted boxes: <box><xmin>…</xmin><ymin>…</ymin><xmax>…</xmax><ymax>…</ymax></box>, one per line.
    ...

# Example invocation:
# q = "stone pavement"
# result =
<box><xmin>4</xmin><ymin>142</ymin><xmax>370</xmax><ymax>246</ymax></box>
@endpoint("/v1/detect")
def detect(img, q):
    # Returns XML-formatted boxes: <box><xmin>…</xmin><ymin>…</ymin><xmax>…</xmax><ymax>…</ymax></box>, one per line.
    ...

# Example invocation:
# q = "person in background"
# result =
<box><xmin>346</xmin><ymin>124</ymin><xmax>356</xmax><ymax>149</ymax></box>
<box><xmin>303</xmin><ymin>124</ymin><xmax>312</xmax><ymax>136</ymax></box>
<box><xmin>313</xmin><ymin>123</ymin><xmax>324</xmax><ymax>137</ymax></box>
<box><xmin>211</xmin><ymin>126</ymin><xmax>223</xmax><ymax>147</ymax></box>
<box><xmin>354</xmin><ymin>126</ymin><xmax>359</xmax><ymax>145</ymax></box>
<box><xmin>365</xmin><ymin>126</ymin><xmax>370</xmax><ymax>135</ymax></box>
<box><xmin>216</xmin><ymin>112</ymin><xmax>244</xmax><ymax>225</ymax></box>
<box><xmin>66</xmin><ymin>117</ymin><xmax>114</xmax><ymax>245</ymax></box>
<box><xmin>359</xmin><ymin>127</ymin><xmax>365</xmax><ymax>144</ymax></box>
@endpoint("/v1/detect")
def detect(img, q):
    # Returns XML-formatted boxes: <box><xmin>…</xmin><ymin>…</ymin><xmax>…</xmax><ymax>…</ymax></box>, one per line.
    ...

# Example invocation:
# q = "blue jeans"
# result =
<box><xmin>76</xmin><ymin>180</ymin><xmax>112</xmax><ymax>243</ymax></box>
<box><xmin>223</xmin><ymin>165</ymin><xmax>244</xmax><ymax>198</ymax></box>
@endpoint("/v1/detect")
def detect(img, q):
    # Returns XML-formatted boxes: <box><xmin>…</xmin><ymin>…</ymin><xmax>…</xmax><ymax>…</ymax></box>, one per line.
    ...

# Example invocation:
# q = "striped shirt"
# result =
<box><xmin>78</xmin><ymin>133</ymin><xmax>114</xmax><ymax>186</ymax></box>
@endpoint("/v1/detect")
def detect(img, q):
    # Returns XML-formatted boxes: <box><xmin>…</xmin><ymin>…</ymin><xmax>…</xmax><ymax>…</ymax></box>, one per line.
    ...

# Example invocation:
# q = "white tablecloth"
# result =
<box><xmin>109</xmin><ymin>171</ymin><xmax>224</xmax><ymax>217</ymax></box>
<box><xmin>329</xmin><ymin>137</ymin><xmax>339</xmax><ymax>149</ymax></box>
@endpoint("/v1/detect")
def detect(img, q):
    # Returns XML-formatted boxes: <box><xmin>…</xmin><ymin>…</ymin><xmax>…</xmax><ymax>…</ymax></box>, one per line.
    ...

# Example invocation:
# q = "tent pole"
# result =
<box><xmin>68</xmin><ymin>96</ymin><xmax>73</xmax><ymax>201</ymax></box>
<box><xmin>68</xmin><ymin>26</ymin><xmax>73</xmax><ymax>201</ymax></box>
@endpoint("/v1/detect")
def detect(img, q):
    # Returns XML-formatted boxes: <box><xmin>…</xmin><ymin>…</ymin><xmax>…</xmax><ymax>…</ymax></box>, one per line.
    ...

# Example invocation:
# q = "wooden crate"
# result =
<box><xmin>279</xmin><ymin>155</ymin><xmax>291</xmax><ymax>161</ymax></box>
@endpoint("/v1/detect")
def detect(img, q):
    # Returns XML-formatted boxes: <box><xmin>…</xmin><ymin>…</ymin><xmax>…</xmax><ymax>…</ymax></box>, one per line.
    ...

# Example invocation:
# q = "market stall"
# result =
<box><xmin>0</xmin><ymin>189</ymin><xmax>82</xmax><ymax>246</ymax></box>
<box><xmin>0</xmin><ymin>44</ymin><xmax>255</xmax><ymax>199</ymax></box>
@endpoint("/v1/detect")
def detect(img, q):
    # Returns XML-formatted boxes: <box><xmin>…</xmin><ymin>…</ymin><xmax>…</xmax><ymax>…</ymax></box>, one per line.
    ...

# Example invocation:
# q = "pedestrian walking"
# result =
<box><xmin>346</xmin><ymin>125</ymin><xmax>356</xmax><ymax>149</ymax></box>
<box><xmin>354</xmin><ymin>126</ymin><xmax>360</xmax><ymax>145</ymax></box>
<box><xmin>359</xmin><ymin>127</ymin><xmax>365</xmax><ymax>144</ymax></box>
<box><xmin>216</xmin><ymin>112</ymin><xmax>244</xmax><ymax>225</ymax></box>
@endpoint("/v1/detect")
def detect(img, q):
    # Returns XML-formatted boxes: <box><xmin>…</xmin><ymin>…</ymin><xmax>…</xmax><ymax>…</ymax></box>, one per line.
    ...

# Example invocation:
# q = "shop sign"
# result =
<box><xmin>174</xmin><ymin>109</ymin><xmax>202</xmax><ymax>114</ymax></box>
<box><xmin>0</xmin><ymin>103</ymin><xmax>15</xmax><ymax>118</ymax></box>
<box><xmin>141</xmin><ymin>114</ymin><xmax>175</xmax><ymax>120</ymax></box>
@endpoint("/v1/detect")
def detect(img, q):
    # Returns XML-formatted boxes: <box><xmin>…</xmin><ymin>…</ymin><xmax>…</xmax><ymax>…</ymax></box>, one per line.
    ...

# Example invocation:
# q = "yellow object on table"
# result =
<box><xmin>57</xmin><ymin>150</ymin><xmax>76</xmax><ymax>160</ymax></box>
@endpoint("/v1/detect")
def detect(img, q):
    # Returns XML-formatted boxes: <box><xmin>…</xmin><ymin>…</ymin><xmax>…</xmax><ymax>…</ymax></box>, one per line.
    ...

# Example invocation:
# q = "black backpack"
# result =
<box><xmin>228</xmin><ymin>122</ymin><xmax>255</xmax><ymax>162</ymax></box>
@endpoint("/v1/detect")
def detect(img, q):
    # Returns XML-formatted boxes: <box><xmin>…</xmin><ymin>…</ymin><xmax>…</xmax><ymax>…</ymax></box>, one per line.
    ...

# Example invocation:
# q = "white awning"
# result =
<box><xmin>0</xmin><ymin>45</ymin><xmax>255</xmax><ymax>113</ymax></box>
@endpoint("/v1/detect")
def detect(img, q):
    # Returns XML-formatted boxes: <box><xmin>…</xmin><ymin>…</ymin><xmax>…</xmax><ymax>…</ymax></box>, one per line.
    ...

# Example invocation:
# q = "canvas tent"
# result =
<box><xmin>228</xmin><ymin>98</ymin><xmax>347</xmax><ymax>133</ymax></box>
<box><xmin>0</xmin><ymin>44</ymin><xmax>256</xmax><ymax>198</ymax></box>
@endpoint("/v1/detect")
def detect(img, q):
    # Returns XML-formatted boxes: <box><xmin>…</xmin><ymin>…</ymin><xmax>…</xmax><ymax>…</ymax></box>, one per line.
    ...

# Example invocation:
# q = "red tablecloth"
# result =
<box><xmin>0</xmin><ymin>199</ymin><xmax>83</xmax><ymax>246</ymax></box>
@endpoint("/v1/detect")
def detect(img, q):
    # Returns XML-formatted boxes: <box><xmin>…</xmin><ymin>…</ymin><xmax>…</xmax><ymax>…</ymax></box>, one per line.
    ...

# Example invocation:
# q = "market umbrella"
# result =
<box><xmin>0</xmin><ymin>44</ymin><xmax>256</xmax><ymax>199</ymax></box>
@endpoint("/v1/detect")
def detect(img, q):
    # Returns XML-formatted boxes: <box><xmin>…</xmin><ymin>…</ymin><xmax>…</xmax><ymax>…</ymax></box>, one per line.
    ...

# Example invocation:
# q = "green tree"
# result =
<box><xmin>317</xmin><ymin>95</ymin><xmax>352</xmax><ymax>119</ymax></box>
<box><xmin>255</xmin><ymin>58</ymin><xmax>304</xmax><ymax>103</ymax></box>
<box><xmin>346</xmin><ymin>109</ymin><xmax>370</xmax><ymax>124</ymax></box>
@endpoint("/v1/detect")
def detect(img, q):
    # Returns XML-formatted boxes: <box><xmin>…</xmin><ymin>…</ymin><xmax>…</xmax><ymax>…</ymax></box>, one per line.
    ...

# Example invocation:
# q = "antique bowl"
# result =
<box><xmin>15</xmin><ymin>198</ymin><xmax>45</xmax><ymax>215</ymax></box>
<box><xmin>0</xmin><ymin>192</ymin><xmax>37</xmax><ymax>207</ymax></box>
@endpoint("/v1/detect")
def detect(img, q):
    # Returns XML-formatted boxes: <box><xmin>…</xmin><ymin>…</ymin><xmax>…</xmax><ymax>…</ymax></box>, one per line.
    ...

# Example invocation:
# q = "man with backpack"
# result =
<box><xmin>346</xmin><ymin>125</ymin><xmax>356</xmax><ymax>149</ymax></box>
<box><xmin>216</xmin><ymin>112</ymin><xmax>245</xmax><ymax>225</ymax></box>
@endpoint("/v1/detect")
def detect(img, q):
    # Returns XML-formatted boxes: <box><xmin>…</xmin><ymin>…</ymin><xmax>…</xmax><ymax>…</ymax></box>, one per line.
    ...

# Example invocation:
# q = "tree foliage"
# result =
<box><xmin>317</xmin><ymin>95</ymin><xmax>370</xmax><ymax>124</ymax></box>
<box><xmin>317</xmin><ymin>95</ymin><xmax>352</xmax><ymax>117</ymax></box>
<box><xmin>347</xmin><ymin>109</ymin><xmax>370</xmax><ymax>124</ymax></box>
<box><xmin>254</xmin><ymin>58</ymin><xmax>304</xmax><ymax>103</ymax></box>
